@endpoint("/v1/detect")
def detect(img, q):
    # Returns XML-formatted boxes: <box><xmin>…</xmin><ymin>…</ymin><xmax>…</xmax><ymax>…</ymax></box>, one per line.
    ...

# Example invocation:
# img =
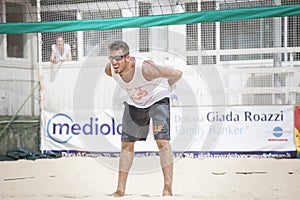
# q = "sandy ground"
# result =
<box><xmin>0</xmin><ymin>156</ymin><xmax>300</xmax><ymax>200</ymax></box>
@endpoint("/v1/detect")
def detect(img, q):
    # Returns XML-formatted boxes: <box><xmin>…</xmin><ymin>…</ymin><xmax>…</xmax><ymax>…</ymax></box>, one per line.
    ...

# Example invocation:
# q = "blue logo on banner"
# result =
<box><xmin>273</xmin><ymin>126</ymin><xmax>283</xmax><ymax>137</ymax></box>
<box><xmin>46</xmin><ymin>113</ymin><xmax>122</xmax><ymax>144</ymax></box>
<box><xmin>47</xmin><ymin>113</ymin><xmax>73</xmax><ymax>144</ymax></box>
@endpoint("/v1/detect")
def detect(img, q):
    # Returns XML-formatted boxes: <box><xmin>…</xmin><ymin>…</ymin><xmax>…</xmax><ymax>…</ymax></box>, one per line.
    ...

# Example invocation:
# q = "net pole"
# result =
<box><xmin>37</xmin><ymin>0</ymin><xmax>44</xmax><ymax>152</ymax></box>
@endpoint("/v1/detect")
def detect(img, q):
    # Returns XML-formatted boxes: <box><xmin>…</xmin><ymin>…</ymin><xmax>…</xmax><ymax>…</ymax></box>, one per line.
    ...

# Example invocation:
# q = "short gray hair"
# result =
<box><xmin>108</xmin><ymin>40</ymin><xmax>129</xmax><ymax>55</ymax></box>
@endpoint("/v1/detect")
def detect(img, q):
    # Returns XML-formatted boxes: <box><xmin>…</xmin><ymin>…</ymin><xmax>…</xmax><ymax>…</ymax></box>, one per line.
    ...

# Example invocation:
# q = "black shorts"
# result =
<box><xmin>121</xmin><ymin>97</ymin><xmax>170</xmax><ymax>142</ymax></box>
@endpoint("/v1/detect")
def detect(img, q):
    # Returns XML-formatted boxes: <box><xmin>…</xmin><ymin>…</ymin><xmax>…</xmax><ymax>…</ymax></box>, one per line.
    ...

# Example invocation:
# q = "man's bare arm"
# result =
<box><xmin>105</xmin><ymin>62</ymin><xmax>112</xmax><ymax>77</ymax></box>
<box><xmin>142</xmin><ymin>60</ymin><xmax>182</xmax><ymax>86</ymax></box>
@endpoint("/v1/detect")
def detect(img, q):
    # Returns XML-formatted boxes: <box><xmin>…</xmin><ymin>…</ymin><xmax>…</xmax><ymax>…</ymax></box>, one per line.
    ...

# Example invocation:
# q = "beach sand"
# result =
<box><xmin>0</xmin><ymin>156</ymin><xmax>300</xmax><ymax>200</ymax></box>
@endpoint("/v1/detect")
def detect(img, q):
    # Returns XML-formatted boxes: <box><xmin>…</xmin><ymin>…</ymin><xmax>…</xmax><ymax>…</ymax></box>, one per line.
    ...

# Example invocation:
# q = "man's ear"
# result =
<box><xmin>125</xmin><ymin>53</ymin><xmax>130</xmax><ymax>62</ymax></box>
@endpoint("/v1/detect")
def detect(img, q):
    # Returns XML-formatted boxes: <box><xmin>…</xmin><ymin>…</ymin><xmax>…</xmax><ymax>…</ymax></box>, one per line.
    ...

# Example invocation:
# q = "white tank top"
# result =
<box><xmin>111</xmin><ymin>55</ymin><xmax>170</xmax><ymax>108</ymax></box>
<box><xmin>51</xmin><ymin>43</ymin><xmax>71</xmax><ymax>60</ymax></box>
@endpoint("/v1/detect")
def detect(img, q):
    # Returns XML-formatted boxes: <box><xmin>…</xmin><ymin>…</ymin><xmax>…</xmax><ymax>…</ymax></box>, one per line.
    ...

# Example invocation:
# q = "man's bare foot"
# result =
<box><xmin>112</xmin><ymin>190</ymin><xmax>125</xmax><ymax>197</ymax></box>
<box><xmin>162</xmin><ymin>187</ymin><xmax>173</xmax><ymax>196</ymax></box>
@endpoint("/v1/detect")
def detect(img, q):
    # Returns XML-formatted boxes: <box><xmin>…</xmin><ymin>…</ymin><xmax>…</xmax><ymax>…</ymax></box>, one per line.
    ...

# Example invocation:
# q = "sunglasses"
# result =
<box><xmin>108</xmin><ymin>53</ymin><xmax>129</xmax><ymax>61</ymax></box>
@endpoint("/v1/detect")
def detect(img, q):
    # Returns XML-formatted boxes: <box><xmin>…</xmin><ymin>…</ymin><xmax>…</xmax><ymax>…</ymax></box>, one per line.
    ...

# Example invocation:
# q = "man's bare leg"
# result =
<box><xmin>112</xmin><ymin>142</ymin><xmax>135</xmax><ymax>197</ymax></box>
<box><xmin>156</xmin><ymin>140</ymin><xmax>173</xmax><ymax>196</ymax></box>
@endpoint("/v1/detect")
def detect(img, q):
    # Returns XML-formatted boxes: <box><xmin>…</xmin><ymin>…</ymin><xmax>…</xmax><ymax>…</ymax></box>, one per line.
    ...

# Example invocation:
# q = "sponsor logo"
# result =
<box><xmin>46</xmin><ymin>113</ymin><xmax>122</xmax><ymax>144</ymax></box>
<box><xmin>273</xmin><ymin>126</ymin><xmax>283</xmax><ymax>137</ymax></box>
<box><xmin>267</xmin><ymin>126</ymin><xmax>289</xmax><ymax>142</ymax></box>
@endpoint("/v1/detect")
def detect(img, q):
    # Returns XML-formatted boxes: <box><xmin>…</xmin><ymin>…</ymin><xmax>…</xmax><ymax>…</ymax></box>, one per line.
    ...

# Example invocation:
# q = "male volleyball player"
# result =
<box><xmin>105</xmin><ymin>40</ymin><xmax>182</xmax><ymax>197</ymax></box>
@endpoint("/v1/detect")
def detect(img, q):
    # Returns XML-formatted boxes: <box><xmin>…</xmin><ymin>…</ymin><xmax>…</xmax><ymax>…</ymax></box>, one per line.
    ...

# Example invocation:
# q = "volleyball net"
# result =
<box><xmin>1</xmin><ymin>0</ymin><xmax>300</xmax><ymax>157</ymax></box>
<box><xmin>1</xmin><ymin>0</ymin><xmax>300</xmax><ymax>112</ymax></box>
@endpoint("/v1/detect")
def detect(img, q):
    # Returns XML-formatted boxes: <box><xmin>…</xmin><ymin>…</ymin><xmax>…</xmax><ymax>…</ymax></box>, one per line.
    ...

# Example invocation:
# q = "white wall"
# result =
<box><xmin>0</xmin><ymin>0</ymin><xmax>39</xmax><ymax>116</ymax></box>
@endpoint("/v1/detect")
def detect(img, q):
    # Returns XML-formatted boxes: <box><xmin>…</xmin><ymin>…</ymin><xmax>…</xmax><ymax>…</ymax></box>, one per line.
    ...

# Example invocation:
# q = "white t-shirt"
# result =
<box><xmin>51</xmin><ymin>43</ymin><xmax>71</xmax><ymax>60</ymax></box>
<box><xmin>111</xmin><ymin>55</ymin><xmax>170</xmax><ymax>108</ymax></box>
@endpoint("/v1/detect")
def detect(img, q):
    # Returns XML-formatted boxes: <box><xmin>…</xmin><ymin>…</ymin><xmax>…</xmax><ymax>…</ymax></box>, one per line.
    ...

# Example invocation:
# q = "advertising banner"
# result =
<box><xmin>41</xmin><ymin>105</ymin><xmax>296</xmax><ymax>158</ymax></box>
<box><xmin>295</xmin><ymin>106</ymin><xmax>300</xmax><ymax>158</ymax></box>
